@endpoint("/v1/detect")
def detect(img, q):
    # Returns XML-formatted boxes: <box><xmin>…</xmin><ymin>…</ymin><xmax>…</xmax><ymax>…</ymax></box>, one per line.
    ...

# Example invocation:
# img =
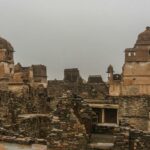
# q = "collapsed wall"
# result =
<box><xmin>0</xmin><ymin>89</ymin><xmax>92</xmax><ymax>150</ymax></box>
<box><xmin>48</xmin><ymin>95</ymin><xmax>88</xmax><ymax>150</ymax></box>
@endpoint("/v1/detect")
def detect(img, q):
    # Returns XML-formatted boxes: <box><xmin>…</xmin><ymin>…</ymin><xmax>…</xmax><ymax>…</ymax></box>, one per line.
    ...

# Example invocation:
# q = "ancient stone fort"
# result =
<box><xmin>0</xmin><ymin>27</ymin><xmax>150</xmax><ymax>150</ymax></box>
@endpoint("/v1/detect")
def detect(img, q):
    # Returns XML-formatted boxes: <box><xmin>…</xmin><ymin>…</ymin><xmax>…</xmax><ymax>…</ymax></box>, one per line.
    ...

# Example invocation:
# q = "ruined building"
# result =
<box><xmin>1</xmin><ymin>27</ymin><xmax>150</xmax><ymax>150</ymax></box>
<box><xmin>48</xmin><ymin>68</ymin><xmax>108</xmax><ymax>99</ymax></box>
<box><xmin>64</xmin><ymin>68</ymin><xmax>83</xmax><ymax>83</ymax></box>
<box><xmin>108</xmin><ymin>27</ymin><xmax>150</xmax><ymax>96</ymax></box>
<box><xmin>86</xmin><ymin>27</ymin><xmax>150</xmax><ymax>133</ymax></box>
<box><xmin>0</xmin><ymin>37</ymin><xmax>47</xmax><ymax>93</ymax></box>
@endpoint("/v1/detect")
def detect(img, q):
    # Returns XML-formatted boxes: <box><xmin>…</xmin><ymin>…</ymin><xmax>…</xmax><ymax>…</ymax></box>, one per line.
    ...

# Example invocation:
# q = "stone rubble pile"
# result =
<box><xmin>48</xmin><ymin>94</ymin><xmax>88</xmax><ymax>150</ymax></box>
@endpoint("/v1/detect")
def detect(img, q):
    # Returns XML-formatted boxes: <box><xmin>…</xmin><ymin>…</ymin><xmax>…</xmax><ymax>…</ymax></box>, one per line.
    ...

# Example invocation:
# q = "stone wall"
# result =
<box><xmin>129</xmin><ymin>129</ymin><xmax>150</xmax><ymax>150</ymax></box>
<box><xmin>109</xmin><ymin>82</ymin><xmax>121</xmax><ymax>96</ymax></box>
<box><xmin>18</xmin><ymin>114</ymin><xmax>51</xmax><ymax>138</ymax></box>
<box><xmin>113</xmin><ymin>127</ymin><xmax>150</xmax><ymax>150</ymax></box>
<box><xmin>0</xmin><ymin>89</ymin><xmax>91</xmax><ymax>150</ymax></box>
<box><xmin>48</xmin><ymin>68</ymin><xmax>108</xmax><ymax>100</ymax></box>
<box><xmin>0</xmin><ymin>87</ymin><xmax>51</xmax><ymax>125</ymax></box>
<box><xmin>118</xmin><ymin>96</ymin><xmax>150</xmax><ymax>131</ymax></box>
<box><xmin>88</xmin><ymin>75</ymin><xmax>103</xmax><ymax>83</ymax></box>
<box><xmin>47</xmin><ymin>80</ymin><xmax>108</xmax><ymax>100</ymax></box>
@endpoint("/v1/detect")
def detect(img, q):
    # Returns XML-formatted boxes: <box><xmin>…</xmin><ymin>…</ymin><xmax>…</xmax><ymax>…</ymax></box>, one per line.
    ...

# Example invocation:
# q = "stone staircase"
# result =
<box><xmin>88</xmin><ymin>134</ymin><xmax>115</xmax><ymax>150</ymax></box>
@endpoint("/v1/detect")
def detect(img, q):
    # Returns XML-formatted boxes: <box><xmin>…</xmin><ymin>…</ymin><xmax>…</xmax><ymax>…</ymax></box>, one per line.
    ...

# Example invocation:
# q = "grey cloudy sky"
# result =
<box><xmin>0</xmin><ymin>0</ymin><xmax>150</xmax><ymax>80</ymax></box>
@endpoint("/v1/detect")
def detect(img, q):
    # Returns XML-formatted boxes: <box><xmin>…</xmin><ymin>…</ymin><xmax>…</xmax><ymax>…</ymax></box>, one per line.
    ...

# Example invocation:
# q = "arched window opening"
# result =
<box><xmin>128</xmin><ymin>52</ymin><xmax>131</xmax><ymax>56</ymax></box>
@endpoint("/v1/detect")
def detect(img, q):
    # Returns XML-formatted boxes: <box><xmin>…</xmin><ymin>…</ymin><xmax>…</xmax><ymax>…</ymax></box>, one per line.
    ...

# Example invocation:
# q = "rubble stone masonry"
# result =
<box><xmin>118</xmin><ymin>96</ymin><xmax>150</xmax><ymax>131</ymax></box>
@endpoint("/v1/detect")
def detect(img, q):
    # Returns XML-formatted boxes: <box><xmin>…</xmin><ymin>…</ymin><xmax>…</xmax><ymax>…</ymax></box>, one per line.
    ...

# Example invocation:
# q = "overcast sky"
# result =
<box><xmin>0</xmin><ymin>0</ymin><xmax>150</xmax><ymax>80</ymax></box>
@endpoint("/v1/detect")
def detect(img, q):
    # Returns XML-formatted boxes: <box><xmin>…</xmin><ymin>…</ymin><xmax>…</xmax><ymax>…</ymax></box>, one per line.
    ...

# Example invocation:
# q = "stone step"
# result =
<box><xmin>88</xmin><ymin>142</ymin><xmax>114</xmax><ymax>150</ymax></box>
<box><xmin>32</xmin><ymin>144</ymin><xmax>47</xmax><ymax>150</ymax></box>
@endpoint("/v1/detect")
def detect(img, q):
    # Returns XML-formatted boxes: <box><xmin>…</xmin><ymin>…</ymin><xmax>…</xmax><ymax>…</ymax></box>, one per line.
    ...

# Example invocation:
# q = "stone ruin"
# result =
<box><xmin>0</xmin><ymin>87</ymin><xmax>94</xmax><ymax>150</ymax></box>
<box><xmin>0</xmin><ymin>27</ymin><xmax>150</xmax><ymax>150</ymax></box>
<box><xmin>48</xmin><ymin>68</ymin><xmax>108</xmax><ymax>100</ymax></box>
<box><xmin>48</xmin><ymin>95</ymin><xmax>88</xmax><ymax>150</ymax></box>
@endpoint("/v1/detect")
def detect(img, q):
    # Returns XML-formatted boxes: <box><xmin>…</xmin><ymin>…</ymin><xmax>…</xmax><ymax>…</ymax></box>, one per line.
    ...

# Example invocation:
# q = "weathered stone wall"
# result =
<box><xmin>0</xmin><ymin>87</ymin><xmax>51</xmax><ymax>126</ymax></box>
<box><xmin>18</xmin><ymin>114</ymin><xmax>51</xmax><ymax>138</ymax></box>
<box><xmin>113</xmin><ymin>127</ymin><xmax>150</xmax><ymax>150</ymax></box>
<box><xmin>48</xmin><ymin>80</ymin><xmax>108</xmax><ymax>100</ymax></box>
<box><xmin>47</xmin><ymin>80</ymin><xmax>65</xmax><ymax>98</ymax></box>
<box><xmin>48</xmin><ymin>68</ymin><xmax>108</xmax><ymax>100</ymax></box>
<box><xmin>129</xmin><ymin>129</ymin><xmax>150</xmax><ymax>150</ymax></box>
<box><xmin>118</xmin><ymin>97</ymin><xmax>149</xmax><ymax>131</ymax></box>
<box><xmin>88</xmin><ymin>75</ymin><xmax>103</xmax><ymax>83</ymax></box>
<box><xmin>81</xmin><ymin>83</ymin><xmax>108</xmax><ymax>99</ymax></box>
<box><xmin>109</xmin><ymin>82</ymin><xmax>121</xmax><ymax>96</ymax></box>
<box><xmin>0</xmin><ymin>89</ymin><xmax>91</xmax><ymax>150</ymax></box>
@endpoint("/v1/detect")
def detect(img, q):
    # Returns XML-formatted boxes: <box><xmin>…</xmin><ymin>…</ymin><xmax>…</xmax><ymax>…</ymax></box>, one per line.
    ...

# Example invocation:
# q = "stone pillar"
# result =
<box><xmin>117</xmin><ymin>109</ymin><xmax>119</xmax><ymax>125</ymax></box>
<box><xmin>102</xmin><ymin>109</ymin><xmax>105</xmax><ymax>123</ymax></box>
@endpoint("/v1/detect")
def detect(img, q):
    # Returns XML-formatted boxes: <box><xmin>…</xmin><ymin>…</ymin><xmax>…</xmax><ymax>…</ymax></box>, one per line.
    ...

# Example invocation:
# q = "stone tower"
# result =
<box><xmin>109</xmin><ymin>27</ymin><xmax>150</xmax><ymax>96</ymax></box>
<box><xmin>0</xmin><ymin>37</ymin><xmax>14</xmax><ymax>81</ymax></box>
<box><xmin>64</xmin><ymin>68</ymin><xmax>82</xmax><ymax>83</ymax></box>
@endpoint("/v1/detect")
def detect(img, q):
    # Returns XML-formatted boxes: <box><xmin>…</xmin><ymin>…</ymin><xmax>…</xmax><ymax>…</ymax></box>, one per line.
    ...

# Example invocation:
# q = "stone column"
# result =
<box><xmin>102</xmin><ymin>109</ymin><xmax>105</xmax><ymax>123</ymax></box>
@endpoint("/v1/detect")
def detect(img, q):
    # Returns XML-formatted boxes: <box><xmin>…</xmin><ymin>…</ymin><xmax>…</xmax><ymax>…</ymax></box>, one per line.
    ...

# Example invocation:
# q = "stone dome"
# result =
<box><xmin>135</xmin><ymin>27</ymin><xmax>150</xmax><ymax>46</ymax></box>
<box><xmin>0</xmin><ymin>37</ymin><xmax>14</xmax><ymax>51</ymax></box>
